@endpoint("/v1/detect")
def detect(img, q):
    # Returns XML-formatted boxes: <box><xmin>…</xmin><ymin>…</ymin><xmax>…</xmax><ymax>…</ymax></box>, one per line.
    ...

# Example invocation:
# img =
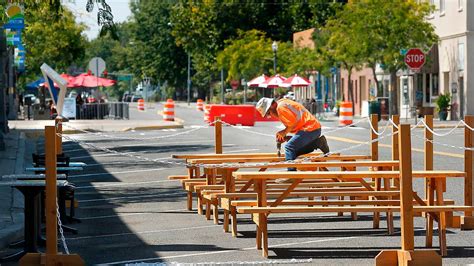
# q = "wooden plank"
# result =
<box><xmin>230</xmin><ymin>199</ymin><xmax>455</xmax><ymax>207</ymax></box>
<box><xmin>465</xmin><ymin>115</ymin><xmax>473</xmax><ymax>216</ymax></box>
<box><xmin>201</xmin><ymin>160</ymin><xmax>399</xmax><ymax>169</ymax></box>
<box><xmin>237</xmin><ymin>205</ymin><xmax>474</xmax><ymax>214</ymax></box>
<box><xmin>172</xmin><ymin>152</ymin><xmax>323</xmax><ymax>160</ymax></box>
<box><xmin>45</xmin><ymin>126</ymin><xmax>58</xmax><ymax>256</ymax></box>
<box><xmin>233</xmin><ymin>170</ymin><xmax>465</xmax><ymax>180</ymax></box>
<box><xmin>189</xmin><ymin>154</ymin><xmax>370</xmax><ymax>164</ymax></box>
<box><xmin>399</xmin><ymin>124</ymin><xmax>414</xmax><ymax>251</ymax></box>
<box><xmin>215</xmin><ymin>116</ymin><xmax>223</xmax><ymax>154</ymax></box>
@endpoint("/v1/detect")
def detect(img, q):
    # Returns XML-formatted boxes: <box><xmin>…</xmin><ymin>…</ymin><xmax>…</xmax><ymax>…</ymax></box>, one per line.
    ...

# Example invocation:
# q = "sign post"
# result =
<box><xmin>404</xmin><ymin>48</ymin><xmax>426</xmax><ymax>70</ymax></box>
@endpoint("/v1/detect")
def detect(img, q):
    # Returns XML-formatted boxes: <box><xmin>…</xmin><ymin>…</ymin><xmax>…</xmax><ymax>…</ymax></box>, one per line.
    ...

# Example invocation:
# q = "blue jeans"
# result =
<box><xmin>285</xmin><ymin>128</ymin><xmax>321</xmax><ymax>171</ymax></box>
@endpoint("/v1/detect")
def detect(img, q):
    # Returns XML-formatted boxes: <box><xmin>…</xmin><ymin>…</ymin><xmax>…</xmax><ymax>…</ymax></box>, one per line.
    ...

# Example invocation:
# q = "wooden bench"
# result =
<box><xmin>233</xmin><ymin>170</ymin><xmax>466</xmax><ymax>258</ymax></box>
<box><xmin>176</xmin><ymin>155</ymin><xmax>374</xmax><ymax>212</ymax></box>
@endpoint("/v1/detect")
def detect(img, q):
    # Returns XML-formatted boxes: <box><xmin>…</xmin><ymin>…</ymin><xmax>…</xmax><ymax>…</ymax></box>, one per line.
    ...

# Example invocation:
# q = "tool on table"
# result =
<box><xmin>277</xmin><ymin>136</ymin><xmax>292</xmax><ymax>157</ymax></box>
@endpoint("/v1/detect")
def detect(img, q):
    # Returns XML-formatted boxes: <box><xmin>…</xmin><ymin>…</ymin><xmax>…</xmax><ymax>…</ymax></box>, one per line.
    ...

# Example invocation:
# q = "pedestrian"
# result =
<box><xmin>48</xmin><ymin>100</ymin><xmax>57</xmax><ymax>119</ymax></box>
<box><xmin>256</xmin><ymin>97</ymin><xmax>330</xmax><ymax>177</ymax></box>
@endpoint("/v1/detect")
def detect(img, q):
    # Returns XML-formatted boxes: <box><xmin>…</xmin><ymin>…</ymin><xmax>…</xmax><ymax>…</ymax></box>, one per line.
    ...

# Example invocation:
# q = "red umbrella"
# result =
<box><xmin>260</xmin><ymin>74</ymin><xmax>287</xmax><ymax>88</ymax></box>
<box><xmin>247</xmin><ymin>74</ymin><xmax>268</xmax><ymax>87</ymax></box>
<box><xmin>282</xmin><ymin>74</ymin><xmax>311</xmax><ymax>88</ymax></box>
<box><xmin>42</xmin><ymin>73</ymin><xmax>76</xmax><ymax>88</ymax></box>
<box><xmin>72</xmin><ymin>73</ymin><xmax>116</xmax><ymax>88</ymax></box>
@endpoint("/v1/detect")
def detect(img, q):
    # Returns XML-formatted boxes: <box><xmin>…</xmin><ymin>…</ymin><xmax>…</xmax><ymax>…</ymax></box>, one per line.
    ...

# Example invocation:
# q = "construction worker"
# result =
<box><xmin>256</xmin><ymin>97</ymin><xmax>329</xmax><ymax>171</ymax></box>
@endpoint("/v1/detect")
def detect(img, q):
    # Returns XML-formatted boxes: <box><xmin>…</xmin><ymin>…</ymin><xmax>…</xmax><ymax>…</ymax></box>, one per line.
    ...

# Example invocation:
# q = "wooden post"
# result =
<box><xmin>370</xmin><ymin>114</ymin><xmax>379</xmax><ymax>161</ymax></box>
<box><xmin>465</xmin><ymin>115</ymin><xmax>473</xmax><ymax>217</ymax></box>
<box><xmin>215</xmin><ymin>116</ymin><xmax>222</xmax><ymax>154</ymax></box>
<box><xmin>20</xmin><ymin>126</ymin><xmax>84</xmax><ymax>266</ymax></box>
<box><xmin>55</xmin><ymin>117</ymin><xmax>62</xmax><ymax>155</ymax></box>
<box><xmin>391</xmin><ymin>115</ymin><xmax>400</xmax><ymax>188</ymax></box>
<box><xmin>370</xmin><ymin>114</ymin><xmax>380</xmax><ymax>229</ymax></box>
<box><xmin>376</xmin><ymin>124</ymin><xmax>441</xmax><ymax>266</ymax></box>
<box><xmin>424</xmin><ymin>115</ymin><xmax>435</xmax><ymax>247</ymax></box>
<box><xmin>398</xmin><ymin>124</ymin><xmax>415</xmax><ymax>251</ymax></box>
<box><xmin>45</xmin><ymin>126</ymin><xmax>58</xmax><ymax>258</ymax></box>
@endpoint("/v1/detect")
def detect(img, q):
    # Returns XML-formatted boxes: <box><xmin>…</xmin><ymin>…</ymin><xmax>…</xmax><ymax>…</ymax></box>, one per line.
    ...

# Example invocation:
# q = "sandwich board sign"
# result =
<box><xmin>40</xmin><ymin>63</ymin><xmax>68</xmax><ymax>116</ymax></box>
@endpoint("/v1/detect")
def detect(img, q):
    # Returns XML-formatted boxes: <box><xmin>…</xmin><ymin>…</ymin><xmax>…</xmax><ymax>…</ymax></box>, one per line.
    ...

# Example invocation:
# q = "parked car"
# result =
<box><xmin>131</xmin><ymin>95</ymin><xmax>143</xmax><ymax>102</ymax></box>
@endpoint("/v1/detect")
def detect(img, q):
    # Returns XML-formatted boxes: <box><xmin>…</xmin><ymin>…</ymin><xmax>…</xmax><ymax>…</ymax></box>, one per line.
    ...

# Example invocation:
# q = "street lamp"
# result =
<box><xmin>272</xmin><ymin>41</ymin><xmax>278</xmax><ymax>75</ymax></box>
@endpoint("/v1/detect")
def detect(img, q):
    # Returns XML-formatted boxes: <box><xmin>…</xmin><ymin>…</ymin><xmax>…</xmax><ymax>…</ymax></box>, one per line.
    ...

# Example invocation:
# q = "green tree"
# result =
<box><xmin>128</xmin><ymin>1</ymin><xmax>188</xmax><ymax>99</ymax></box>
<box><xmin>22</xmin><ymin>5</ymin><xmax>86</xmax><ymax>79</ymax></box>
<box><xmin>327</xmin><ymin>0</ymin><xmax>438</xmax><ymax>114</ymax></box>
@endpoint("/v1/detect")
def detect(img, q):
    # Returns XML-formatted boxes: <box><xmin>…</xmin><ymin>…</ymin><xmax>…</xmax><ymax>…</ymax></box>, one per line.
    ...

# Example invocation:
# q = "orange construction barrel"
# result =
<box><xmin>137</xmin><ymin>99</ymin><xmax>145</xmax><ymax>111</ymax></box>
<box><xmin>163</xmin><ymin>99</ymin><xmax>175</xmax><ymax>121</ymax></box>
<box><xmin>204</xmin><ymin>104</ymin><xmax>211</xmax><ymax>122</ymax></box>
<box><xmin>196</xmin><ymin>99</ymin><xmax>204</xmax><ymax>111</ymax></box>
<box><xmin>339</xmin><ymin>101</ymin><xmax>353</xmax><ymax>126</ymax></box>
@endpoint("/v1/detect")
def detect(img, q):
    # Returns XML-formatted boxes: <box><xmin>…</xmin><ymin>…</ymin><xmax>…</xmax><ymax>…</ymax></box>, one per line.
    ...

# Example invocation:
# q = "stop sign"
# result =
<box><xmin>404</xmin><ymin>48</ymin><xmax>425</xmax><ymax>70</ymax></box>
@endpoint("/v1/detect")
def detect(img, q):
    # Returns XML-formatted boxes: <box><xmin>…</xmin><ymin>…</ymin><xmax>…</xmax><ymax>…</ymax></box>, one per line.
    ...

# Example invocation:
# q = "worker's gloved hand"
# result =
<box><xmin>276</xmin><ymin>130</ymin><xmax>287</xmax><ymax>143</ymax></box>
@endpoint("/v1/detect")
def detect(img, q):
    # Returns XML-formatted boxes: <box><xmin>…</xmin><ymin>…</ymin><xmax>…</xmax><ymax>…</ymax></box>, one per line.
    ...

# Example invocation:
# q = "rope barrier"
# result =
<box><xmin>124</xmin><ymin>258</ymin><xmax>313</xmax><ymax>266</ymax></box>
<box><xmin>413</xmin><ymin>134</ymin><xmax>474</xmax><ymax>151</ymax></box>
<box><xmin>61</xmin><ymin>123</ymin><xmax>212</xmax><ymax>142</ymax></box>
<box><xmin>461</xmin><ymin>120</ymin><xmax>474</xmax><ymax>131</ymax></box>
<box><xmin>420</xmin><ymin>119</ymin><xmax>464</xmax><ymax>137</ymax></box>
<box><xmin>367</xmin><ymin>118</ymin><xmax>391</xmax><ymax>136</ymax></box>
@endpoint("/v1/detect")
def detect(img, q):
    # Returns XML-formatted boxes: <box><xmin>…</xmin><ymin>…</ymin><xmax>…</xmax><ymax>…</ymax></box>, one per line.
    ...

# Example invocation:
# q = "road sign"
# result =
<box><xmin>230</xmin><ymin>80</ymin><xmax>239</xmax><ymax>90</ymax></box>
<box><xmin>404</xmin><ymin>48</ymin><xmax>425</xmax><ymax>70</ymax></box>
<box><xmin>88</xmin><ymin>57</ymin><xmax>106</xmax><ymax>77</ymax></box>
<box><xmin>117</xmin><ymin>75</ymin><xmax>132</xmax><ymax>81</ymax></box>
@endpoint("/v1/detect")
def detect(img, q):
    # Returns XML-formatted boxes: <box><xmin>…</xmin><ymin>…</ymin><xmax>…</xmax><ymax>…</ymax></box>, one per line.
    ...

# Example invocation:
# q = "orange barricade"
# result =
<box><xmin>137</xmin><ymin>99</ymin><xmax>145</xmax><ymax>111</ymax></box>
<box><xmin>339</xmin><ymin>101</ymin><xmax>353</xmax><ymax>126</ymax></box>
<box><xmin>196</xmin><ymin>99</ymin><xmax>204</xmax><ymax>111</ymax></box>
<box><xmin>204</xmin><ymin>104</ymin><xmax>211</xmax><ymax>122</ymax></box>
<box><xmin>163</xmin><ymin>99</ymin><xmax>175</xmax><ymax>121</ymax></box>
<box><xmin>208</xmin><ymin>105</ymin><xmax>255</xmax><ymax>126</ymax></box>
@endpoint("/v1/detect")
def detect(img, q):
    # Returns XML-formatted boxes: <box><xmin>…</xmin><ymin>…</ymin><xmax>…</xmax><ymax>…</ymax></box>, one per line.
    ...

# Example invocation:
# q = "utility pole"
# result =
<box><xmin>187</xmin><ymin>54</ymin><xmax>191</xmax><ymax>106</ymax></box>
<box><xmin>220</xmin><ymin>69</ymin><xmax>224</xmax><ymax>104</ymax></box>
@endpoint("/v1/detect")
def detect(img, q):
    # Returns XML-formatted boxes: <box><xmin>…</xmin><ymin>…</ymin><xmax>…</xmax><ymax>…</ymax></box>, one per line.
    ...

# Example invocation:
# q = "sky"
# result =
<box><xmin>64</xmin><ymin>0</ymin><xmax>132</xmax><ymax>40</ymax></box>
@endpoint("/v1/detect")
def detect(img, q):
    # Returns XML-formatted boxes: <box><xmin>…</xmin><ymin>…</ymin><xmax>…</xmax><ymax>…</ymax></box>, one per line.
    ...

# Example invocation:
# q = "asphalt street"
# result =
<box><xmin>14</xmin><ymin>103</ymin><xmax>474</xmax><ymax>265</ymax></box>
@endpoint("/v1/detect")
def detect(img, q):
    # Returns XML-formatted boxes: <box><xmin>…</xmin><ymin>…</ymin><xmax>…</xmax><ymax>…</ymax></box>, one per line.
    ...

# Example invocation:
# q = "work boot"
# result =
<box><xmin>317</xmin><ymin>135</ymin><xmax>330</xmax><ymax>155</ymax></box>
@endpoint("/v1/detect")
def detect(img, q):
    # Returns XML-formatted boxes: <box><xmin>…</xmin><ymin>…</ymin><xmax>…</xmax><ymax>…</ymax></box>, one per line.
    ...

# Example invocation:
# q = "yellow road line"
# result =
<box><xmin>326</xmin><ymin>136</ymin><xmax>464</xmax><ymax>159</ymax></box>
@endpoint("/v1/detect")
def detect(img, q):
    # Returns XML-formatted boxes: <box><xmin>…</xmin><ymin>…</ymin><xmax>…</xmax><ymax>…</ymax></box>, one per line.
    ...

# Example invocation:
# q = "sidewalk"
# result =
<box><xmin>0</xmin><ymin>130</ymin><xmax>30</xmax><ymax>250</ymax></box>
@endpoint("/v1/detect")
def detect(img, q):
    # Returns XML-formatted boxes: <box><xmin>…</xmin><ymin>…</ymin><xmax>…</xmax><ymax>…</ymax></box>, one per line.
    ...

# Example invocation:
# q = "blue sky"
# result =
<box><xmin>64</xmin><ymin>0</ymin><xmax>132</xmax><ymax>40</ymax></box>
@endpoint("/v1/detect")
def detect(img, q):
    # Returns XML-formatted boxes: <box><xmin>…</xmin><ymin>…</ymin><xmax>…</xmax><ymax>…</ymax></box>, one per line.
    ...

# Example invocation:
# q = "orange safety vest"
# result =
<box><xmin>276</xmin><ymin>99</ymin><xmax>321</xmax><ymax>133</ymax></box>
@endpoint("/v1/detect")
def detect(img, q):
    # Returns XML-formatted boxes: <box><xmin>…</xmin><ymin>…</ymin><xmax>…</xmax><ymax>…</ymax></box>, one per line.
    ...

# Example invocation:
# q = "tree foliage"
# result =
<box><xmin>22</xmin><ymin>5</ymin><xmax>87</xmax><ymax>79</ymax></box>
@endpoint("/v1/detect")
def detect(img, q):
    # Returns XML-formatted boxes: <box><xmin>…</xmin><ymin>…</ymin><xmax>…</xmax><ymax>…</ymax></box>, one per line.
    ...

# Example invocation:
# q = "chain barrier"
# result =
<box><xmin>56</xmin><ymin>200</ymin><xmax>70</xmax><ymax>254</ymax></box>
<box><xmin>60</xmin><ymin>122</ymin><xmax>213</xmax><ymax>142</ymax></box>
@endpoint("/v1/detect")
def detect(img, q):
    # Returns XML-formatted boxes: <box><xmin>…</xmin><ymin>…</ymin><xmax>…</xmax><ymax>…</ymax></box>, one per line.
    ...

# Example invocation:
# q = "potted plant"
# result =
<box><xmin>435</xmin><ymin>92</ymin><xmax>451</xmax><ymax>121</ymax></box>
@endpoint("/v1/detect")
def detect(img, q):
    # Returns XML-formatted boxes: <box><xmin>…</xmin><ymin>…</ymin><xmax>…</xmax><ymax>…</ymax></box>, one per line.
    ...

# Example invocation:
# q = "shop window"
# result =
<box><xmin>432</xmin><ymin>73</ymin><xmax>439</xmax><ymax>96</ymax></box>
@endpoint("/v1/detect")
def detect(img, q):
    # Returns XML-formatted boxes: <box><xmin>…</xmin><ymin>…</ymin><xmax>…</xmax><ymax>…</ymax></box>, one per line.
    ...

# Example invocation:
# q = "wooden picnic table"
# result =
<box><xmin>232</xmin><ymin>170</ymin><xmax>468</xmax><ymax>258</ymax></box>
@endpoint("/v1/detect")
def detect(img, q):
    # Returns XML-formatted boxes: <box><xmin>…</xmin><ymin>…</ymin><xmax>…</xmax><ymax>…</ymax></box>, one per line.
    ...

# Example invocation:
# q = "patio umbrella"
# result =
<box><xmin>72</xmin><ymin>73</ymin><xmax>116</xmax><ymax>88</ymax></box>
<box><xmin>60</xmin><ymin>73</ymin><xmax>77</xmax><ymax>88</ymax></box>
<box><xmin>247</xmin><ymin>74</ymin><xmax>268</xmax><ymax>87</ymax></box>
<box><xmin>26</xmin><ymin>77</ymin><xmax>45</xmax><ymax>90</ymax></box>
<box><xmin>281</xmin><ymin>74</ymin><xmax>311</xmax><ymax>88</ymax></box>
<box><xmin>260</xmin><ymin>74</ymin><xmax>287</xmax><ymax>88</ymax></box>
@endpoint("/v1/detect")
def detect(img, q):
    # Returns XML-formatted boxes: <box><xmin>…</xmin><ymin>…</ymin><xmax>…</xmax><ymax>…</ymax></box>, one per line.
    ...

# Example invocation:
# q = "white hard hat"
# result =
<box><xmin>256</xmin><ymin>97</ymin><xmax>274</xmax><ymax>117</ymax></box>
